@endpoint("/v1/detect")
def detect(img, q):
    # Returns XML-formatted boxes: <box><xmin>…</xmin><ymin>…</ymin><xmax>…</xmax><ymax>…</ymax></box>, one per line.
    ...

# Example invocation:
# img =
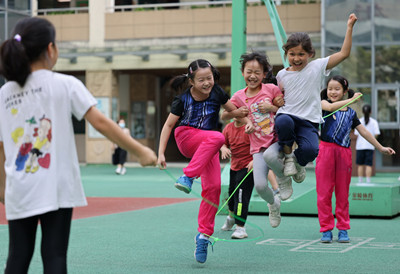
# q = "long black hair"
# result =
<box><xmin>362</xmin><ymin>104</ymin><xmax>371</xmax><ymax>125</ymax></box>
<box><xmin>0</xmin><ymin>17</ymin><xmax>56</xmax><ymax>87</ymax></box>
<box><xmin>320</xmin><ymin>75</ymin><xmax>355</xmax><ymax>101</ymax></box>
<box><xmin>170</xmin><ymin>59</ymin><xmax>220</xmax><ymax>92</ymax></box>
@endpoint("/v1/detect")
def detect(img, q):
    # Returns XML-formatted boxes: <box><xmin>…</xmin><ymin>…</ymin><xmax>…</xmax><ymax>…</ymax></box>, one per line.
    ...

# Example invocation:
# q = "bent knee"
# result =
<box><xmin>212</xmin><ymin>132</ymin><xmax>226</xmax><ymax>146</ymax></box>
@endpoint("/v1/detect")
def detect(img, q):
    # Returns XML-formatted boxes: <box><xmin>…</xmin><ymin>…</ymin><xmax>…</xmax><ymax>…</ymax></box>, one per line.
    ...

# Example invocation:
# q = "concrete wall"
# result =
<box><xmin>43</xmin><ymin>4</ymin><xmax>320</xmax><ymax>42</ymax></box>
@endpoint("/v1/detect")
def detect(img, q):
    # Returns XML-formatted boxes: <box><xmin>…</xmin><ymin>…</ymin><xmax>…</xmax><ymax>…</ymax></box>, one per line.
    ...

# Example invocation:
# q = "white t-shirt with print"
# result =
<box><xmin>355</xmin><ymin>117</ymin><xmax>380</xmax><ymax>150</ymax></box>
<box><xmin>0</xmin><ymin>70</ymin><xmax>97</xmax><ymax>220</ymax></box>
<box><xmin>276</xmin><ymin>57</ymin><xmax>331</xmax><ymax>124</ymax></box>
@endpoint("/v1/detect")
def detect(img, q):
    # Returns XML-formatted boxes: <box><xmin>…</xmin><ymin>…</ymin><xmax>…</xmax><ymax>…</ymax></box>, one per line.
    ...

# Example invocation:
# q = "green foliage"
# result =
<box><xmin>375</xmin><ymin>46</ymin><xmax>400</xmax><ymax>83</ymax></box>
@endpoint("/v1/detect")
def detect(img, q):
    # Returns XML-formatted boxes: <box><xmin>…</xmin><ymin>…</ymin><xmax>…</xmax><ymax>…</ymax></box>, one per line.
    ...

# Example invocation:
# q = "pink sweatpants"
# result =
<box><xmin>174</xmin><ymin>126</ymin><xmax>225</xmax><ymax>236</ymax></box>
<box><xmin>315</xmin><ymin>141</ymin><xmax>352</xmax><ymax>232</ymax></box>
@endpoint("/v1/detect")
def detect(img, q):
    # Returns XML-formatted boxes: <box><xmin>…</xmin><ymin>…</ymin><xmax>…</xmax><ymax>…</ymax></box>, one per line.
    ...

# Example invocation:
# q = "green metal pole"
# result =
<box><xmin>231</xmin><ymin>0</ymin><xmax>247</xmax><ymax>94</ymax></box>
<box><xmin>262</xmin><ymin>0</ymin><xmax>289</xmax><ymax>67</ymax></box>
<box><xmin>221</xmin><ymin>0</ymin><xmax>248</xmax><ymax>205</ymax></box>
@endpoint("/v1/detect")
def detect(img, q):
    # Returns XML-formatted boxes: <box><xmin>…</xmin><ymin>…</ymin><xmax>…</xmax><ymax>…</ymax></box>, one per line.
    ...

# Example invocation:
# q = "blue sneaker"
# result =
<box><xmin>338</xmin><ymin>230</ymin><xmax>350</xmax><ymax>243</ymax></box>
<box><xmin>194</xmin><ymin>233</ymin><xmax>212</xmax><ymax>263</ymax></box>
<box><xmin>321</xmin><ymin>230</ymin><xmax>333</xmax><ymax>243</ymax></box>
<box><xmin>175</xmin><ymin>175</ymin><xmax>194</xmax><ymax>194</ymax></box>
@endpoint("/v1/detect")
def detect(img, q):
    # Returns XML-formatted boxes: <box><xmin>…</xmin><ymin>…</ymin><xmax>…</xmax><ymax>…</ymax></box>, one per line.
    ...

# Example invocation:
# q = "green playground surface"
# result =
<box><xmin>1</xmin><ymin>164</ymin><xmax>400</xmax><ymax>273</ymax></box>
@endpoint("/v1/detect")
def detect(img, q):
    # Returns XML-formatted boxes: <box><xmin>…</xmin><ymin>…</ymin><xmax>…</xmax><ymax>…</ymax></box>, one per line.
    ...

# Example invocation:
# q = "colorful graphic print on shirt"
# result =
<box><xmin>250</xmin><ymin>98</ymin><xmax>275</xmax><ymax>138</ymax></box>
<box><xmin>12</xmin><ymin>114</ymin><xmax>52</xmax><ymax>173</ymax></box>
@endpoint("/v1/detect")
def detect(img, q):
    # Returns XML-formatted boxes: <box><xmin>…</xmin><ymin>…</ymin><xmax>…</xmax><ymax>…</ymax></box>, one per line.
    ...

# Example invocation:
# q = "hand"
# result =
<box><xmin>138</xmin><ymin>147</ymin><xmax>158</xmax><ymax>167</ymax></box>
<box><xmin>244</xmin><ymin>122</ymin><xmax>255</xmax><ymax>134</ymax></box>
<box><xmin>157</xmin><ymin>154</ymin><xmax>167</xmax><ymax>169</ymax></box>
<box><xmin>257</xmin><ymin>101</ymin><xmax>274</xmax><ymax>113</ymax></box>
<box><xmin>236</xmin><ymin>106</ymin><xmax>249</xmax><ymax>118</ymax></box>
<box><xmin>380</xmin><ymin>147</ymin><xmax>396</xmax><ymax>156</ymax></box>
<box><xmin>273</xmin><ymin>95</ymin><xmax>284</xmax><ymax>107</ymax></box>
<box><xmin>348</xmin><ymin>13</ymin><xmax>357</xmax><ymax>28</ymax></box>
<box><xmin>352</xmin><ymin>92</ymin><xmax>362</xmax><ymax>102</ymax></box>
<box><xmin>220</xmin><ymin>147</ymin><xmax>231</xmax><ymax>160</ymax></box>
<box><xmin>246</xmin><ymin>160</ymin><xmax>253</xmax><ymax>172</ymax></box>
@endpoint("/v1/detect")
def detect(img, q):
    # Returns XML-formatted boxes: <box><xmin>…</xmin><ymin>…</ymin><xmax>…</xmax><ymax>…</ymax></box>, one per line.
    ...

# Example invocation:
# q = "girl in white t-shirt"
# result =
<box><xmin>0</xmin><ymin>17</ymin><xmax>157</xmax><ymax>273</ymax></box>
<box><xmin>270</xmin><ymin>14</ymin><xmax>357</xmax><ymax>199</ymax></box>
<box><xmin>355</xmin><ymin>104</ymin><xmax>381</xmax><ymax>183</ymax></box>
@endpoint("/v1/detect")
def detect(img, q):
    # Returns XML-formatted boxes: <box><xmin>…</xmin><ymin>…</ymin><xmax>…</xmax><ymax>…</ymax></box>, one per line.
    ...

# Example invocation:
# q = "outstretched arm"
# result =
<box><xmin>84</xmin><ymin>106</ymin><xmax>157</xmax><ymax>167</ymax></box>
<box><xmin>355</xmin><ymin>124</ymin><xmax>396</xmax><ymax>155</ymax></box>
<box><xmin>157</xmin><ymin>113</ymin><xmax>180</xmax><ymax>169</ymax></box>
<box><xmin>327</xmin><ymin>13</ymin><xmax>358</xmax><ymax>70</ymax></box>
<box><xmin>321</xmin><ymin>92</ymin><xmax>362</xmax><ymax>112</ymax></box>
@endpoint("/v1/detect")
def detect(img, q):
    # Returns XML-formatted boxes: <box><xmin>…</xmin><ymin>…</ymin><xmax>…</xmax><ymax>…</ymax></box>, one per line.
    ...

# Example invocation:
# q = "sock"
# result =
<box><xmin>273</xmin><ymin>188</ymin><xmax>280</xmax><ymax>195</ymax></box>
<box><xmin>199</xmin><ymin>233</ymin><xmax>209</xmax><ymax>240</ymax></box>
<box><xmin>366</xmin><ymin>177</ymin><xmax>371</xmax><ymax>183</ymax></box>
<box><xmin>284</xmin><ymin>152</ymin><xmax>294</xmax><ymax>159</ymax></box>
<box><xmin>358</xmin><ymin>176</ymin><xmax>363</xmax><ymax>183</ymax></box>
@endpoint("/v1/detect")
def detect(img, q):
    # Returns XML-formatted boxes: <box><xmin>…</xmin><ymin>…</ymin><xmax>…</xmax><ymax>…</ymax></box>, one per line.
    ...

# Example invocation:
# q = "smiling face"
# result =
<box><xmin>242</xmin><ymin>59</ymin><xmax>267</xmax><ymax>93</ymax></box>
<box><xmin>189</xmin><ymin>67</ymin><xmax>214</xmax><ymax>99</ymax></box>
<box><xmin>327</xmin><ymin>80</ymin><xmax>346</xmax><ymax>102</ymax></box>
<box><xmin>287</xmin><ymin>44</ymin><xmax>313</xmax><ymax>71</ymax></box>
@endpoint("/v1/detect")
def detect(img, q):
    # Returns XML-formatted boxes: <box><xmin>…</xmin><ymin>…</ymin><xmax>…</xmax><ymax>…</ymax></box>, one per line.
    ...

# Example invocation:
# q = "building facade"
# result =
<box><xmin>1</xmin><ymin>0</ymin><xmax>399</xmax><ymax>171</ymax></box>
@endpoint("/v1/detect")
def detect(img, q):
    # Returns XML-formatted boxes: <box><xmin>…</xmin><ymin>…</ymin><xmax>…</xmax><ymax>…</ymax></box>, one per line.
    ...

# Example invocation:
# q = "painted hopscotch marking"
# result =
<box><xmin>256</xmin><ymin>237</ymin><xmax>400</xmax><ymax>253</ymax></box>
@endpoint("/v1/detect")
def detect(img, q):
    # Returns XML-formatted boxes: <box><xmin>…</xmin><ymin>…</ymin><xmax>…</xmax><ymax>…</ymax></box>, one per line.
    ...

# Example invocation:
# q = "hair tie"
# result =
<box><xmin>183</xmin><ymin>73</ymin><xmax>188</xmax><ymax>78</ymax></box>
<box><xmin>343</xmin><ymin>79</ymin><xmax>347</xmax><ymax>87</ymax></box>
<box><xmin>207</xmin><ymin>62</ymin><xmax>211</xmax><ymax>67</ymax></box>
<box><xmin>14</xmin><ymin>34</ymin><xmax>22</xmax><ymax>42</ymax></box>
<box><xmin>189</xmin><ymin>67</ymin><xmax>193</xmax><ymax>74</ymax></box>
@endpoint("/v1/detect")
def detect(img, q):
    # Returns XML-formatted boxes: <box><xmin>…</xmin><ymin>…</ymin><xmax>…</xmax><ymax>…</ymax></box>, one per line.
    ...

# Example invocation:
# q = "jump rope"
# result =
<box><xmin>163</xmin><ymin>168</ymin><xmax>264</xmax><ymax>245</ymax></box>
<box><xmin>161</xmin><ymin>93</ymin><xmax>363</xmax><ymax>245</ymax></box>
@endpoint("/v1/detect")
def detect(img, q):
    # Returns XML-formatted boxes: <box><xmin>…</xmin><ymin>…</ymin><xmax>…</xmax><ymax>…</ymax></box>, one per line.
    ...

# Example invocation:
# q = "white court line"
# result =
<box><xmin>339</xmin><ymin>237</ymin><xmax>375</xmax><ymax>253</ymax></box>
<box><xmin>289</xmin><ymin>239</ymin><xmax>321</xmax><ymax>252</ymax></box>
<box><xmin>258</xmin><ymin>237</ymin><xmax>397</xmax><ymax>253</ymax></box>
<box><xmin>358</xmin><ymin>242</ymin><xmax>400</xmax><ymax>249</ymax></box>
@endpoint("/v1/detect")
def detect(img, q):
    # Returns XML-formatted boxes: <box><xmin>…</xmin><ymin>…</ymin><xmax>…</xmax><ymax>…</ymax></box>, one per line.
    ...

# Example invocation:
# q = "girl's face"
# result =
<box><xmin>327</xmin><ymin>80</ymin><xmax>346</xmax><ymax>102</ymax></box>
<box><xmin>189</xmin><ymin>67</ymin><xmax>214</xmax><ymax>97</ymax></box>
<box><xmin>242</xmin><ymin>60</ymin><xmax>267</xmax><ymax>92</ymax></box>
<box><xmin>287</xmin><ymin>44</ymin><xmax>313</xmax><ymax>71</ymax></box>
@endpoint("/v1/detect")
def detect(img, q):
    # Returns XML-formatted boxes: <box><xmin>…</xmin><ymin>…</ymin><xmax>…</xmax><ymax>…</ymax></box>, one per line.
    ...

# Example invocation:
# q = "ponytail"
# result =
<box><xmin>170</xmin><ymin>74</ymin><xmax>189</xmax><ymax>92</ymax></box>
<box><xmin>264</xmin><ymin>70</ymin><xmax>277</xmax><ymax>85</ymax></box>
<box><xmin>0</xmin><ymin>17</ymin><xmax>56</xmax><ymax>87</ymax></box>
<box><xmin>347</xmin><ymin>88</ymin><xmax>355</xmax><ymax>100</ymax></box>
<box><xmin>0</xmin><ymin>37</ymin><xmax>31</xmax><ymax>87</ymax></box>
<box><xmin>362</xmin><ymin>104</ymin><xmax>371</xmax><ymax>125</ymax></box>
<box><xmin>320</xmin><ymin>88</ymin><xmax>328</xmax><ymax>100</ymax></box>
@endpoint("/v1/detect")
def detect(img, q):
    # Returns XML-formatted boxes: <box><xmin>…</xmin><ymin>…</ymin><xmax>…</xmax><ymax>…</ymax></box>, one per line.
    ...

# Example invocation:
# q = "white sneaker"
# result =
<box><xmin>268</xmin><ymin>195</ymin><xmax>281</xmax><ymax>228</ymax></box>
<box><xmin>231</xmin><ymin>226</ymin><xmax>248</xmax><ymax>239</ymax></box>
<box><xmin>292</xmin><ymin>163</ymin><xmax>306</xmax><ymax>183</ymax></box>
<box><xmin>283</xmin><ymin>156</ymin><xmax>297</xmax><ymax>176</ymax></box>
<box><xmin>221</xmin><ymin>216</ymin><xmax>235</xmax><ymax>231</ymax></box>
<box><xmin>276</xmin><ymin>176</ymin><xmax>293</xmax><ymax>201</ymax></box>
<box><xmin>115</xmin><ymin>166</ymin><xmax>121</xmax><ymax>174</ymax></box>
<box><xmin>120</xmin><ymin>167</ymin><xmax>126</xmax><ymax>175</ymax></box>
